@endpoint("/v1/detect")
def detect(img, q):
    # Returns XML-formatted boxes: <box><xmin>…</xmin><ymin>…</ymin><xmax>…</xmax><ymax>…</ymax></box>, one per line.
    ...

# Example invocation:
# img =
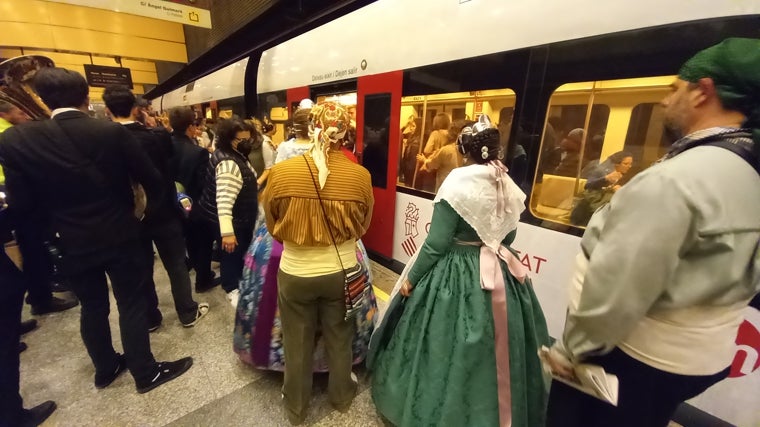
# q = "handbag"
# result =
<box><xmin>303</xmin><ymin>155</ymin><xmax>369</xmax><ymax>320</ymax></box>
<box><xmin>41</xmin><ymin>120</ymin><xmax>147</xmax><ymax>220</ymax></box>
<box><xmin>3</xmin><ymin>239</ymin><xmax>23</xmax><ymax>270</ymax></box>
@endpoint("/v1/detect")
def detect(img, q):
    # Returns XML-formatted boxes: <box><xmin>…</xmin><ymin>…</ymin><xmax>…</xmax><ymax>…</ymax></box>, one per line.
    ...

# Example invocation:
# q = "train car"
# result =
<box><xmin>160</xmin><ymin>1</ymin><xmax>760</xmax><ymax>424</ymax></box>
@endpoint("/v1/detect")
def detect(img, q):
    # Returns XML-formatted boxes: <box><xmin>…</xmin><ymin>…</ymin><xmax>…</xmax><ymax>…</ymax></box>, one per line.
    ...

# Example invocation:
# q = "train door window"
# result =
<box><xmin>397</xmin><ymin>88</ymin><xmax>516</xmax><ymax>195</ymax></box>
<box><xmin>530</xmin><ymin>76</ymin><xmax>674</xmax><ymax>228</ymax></box>
<box><xmin>258</xmin><ymin>90</ymin><xmax>288</xmax><ymax>145</ymax></box>
<box><xmin>363</xmin><ymin>93</ymin><xmax>391</xmax><ymax>188</ymax></box>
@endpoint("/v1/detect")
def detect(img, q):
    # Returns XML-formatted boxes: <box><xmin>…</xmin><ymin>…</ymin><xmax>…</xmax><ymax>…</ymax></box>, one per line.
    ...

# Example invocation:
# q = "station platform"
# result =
<box><xmin>20</xmin><ymin>261</ymin><xmax>395</xmax><ymax>427</ymax></box>
<box><xmin>20</xmin><ymin>260</ymin><xmax>683</xmax><ymax>426</ymax></box>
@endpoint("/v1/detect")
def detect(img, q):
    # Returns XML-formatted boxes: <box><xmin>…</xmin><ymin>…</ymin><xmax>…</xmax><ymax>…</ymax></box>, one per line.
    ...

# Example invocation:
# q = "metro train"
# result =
<box><xmin>157</xmin><ymin>1</ymin><xmax>760</xmax><ymax>425</ymax></box>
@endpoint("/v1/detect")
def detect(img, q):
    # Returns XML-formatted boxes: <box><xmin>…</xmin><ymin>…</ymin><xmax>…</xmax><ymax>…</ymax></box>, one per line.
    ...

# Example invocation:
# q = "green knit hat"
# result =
<box><xmin>678</xmin><ymin>37</ymin><xmax>760</xmax><ymax>143</ymax></box>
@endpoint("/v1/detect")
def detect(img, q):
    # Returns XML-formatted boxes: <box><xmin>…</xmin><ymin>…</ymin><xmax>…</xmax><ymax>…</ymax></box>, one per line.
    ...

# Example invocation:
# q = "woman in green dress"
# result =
<box><xmin>368</xmin><ymin>116</ymin><xmax>550</xmax><ymax>427</ymax></box>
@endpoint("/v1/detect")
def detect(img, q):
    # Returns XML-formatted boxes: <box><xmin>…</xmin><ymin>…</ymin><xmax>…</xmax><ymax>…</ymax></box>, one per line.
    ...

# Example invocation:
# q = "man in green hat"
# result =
<box><xmin>543</xmin><ymin>38</ymin><xmax>760</xmax><ymax>427</ymax></box>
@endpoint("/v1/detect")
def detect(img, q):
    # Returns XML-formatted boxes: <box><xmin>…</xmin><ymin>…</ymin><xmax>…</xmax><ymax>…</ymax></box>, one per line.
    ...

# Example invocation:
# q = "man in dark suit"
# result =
<box><xmin>0</xmin><ymin>67</ymin><xmax>193</xmax><ymax>394</ymax></box>
<box><xmin>103</xmin><ymin>85</ymin><xmax>209</xmax><ymax>330</ymax></box>
<box><xmin>0</xmin><ymin>206</ymin><xmax>56</xmax><ymax>427</ymax></box>
<box><xmin>168</xmin><ymin>107</ymin><xmax>218</xmax><ymax>292</ymax></box>
<box><xmin>1</xmin><ymin>99</ymin><xmax>77</xmax><ymax>317</ymax></box>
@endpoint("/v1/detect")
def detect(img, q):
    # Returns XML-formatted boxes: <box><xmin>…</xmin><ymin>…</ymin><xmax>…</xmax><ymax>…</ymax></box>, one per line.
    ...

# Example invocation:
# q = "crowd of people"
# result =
<box><xmin>0</xmin><ymin>37</ymin><xmax>759</xmax><ymax>427</ymax></box>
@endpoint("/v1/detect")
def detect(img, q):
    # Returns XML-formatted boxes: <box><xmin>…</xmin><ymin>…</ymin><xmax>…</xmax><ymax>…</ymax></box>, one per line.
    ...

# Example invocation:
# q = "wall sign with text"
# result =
<box><xmin>83</xmin><ymin>65</ymin><xmax>133</xmax><ymax>89</ymax></box>
<box><xmin>46</xmin><ymin>0</ymin><xmax>212</xmax><ymax>28</ymax></box>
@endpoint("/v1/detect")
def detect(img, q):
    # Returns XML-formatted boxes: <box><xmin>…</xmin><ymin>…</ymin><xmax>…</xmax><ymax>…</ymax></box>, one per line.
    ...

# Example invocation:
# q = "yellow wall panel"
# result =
<box><xmin>25</xmin><ymin>50</ymin><xmax>89</xmax><ymax>66</ymax></box>
<box><xmin>120</xmin><ymin>59</ymin><xmax>156</xmax><ymax>73</ymax></box>
<box><xmin>61</xmin><ymin>64</ymin><xmax>86</xmax><ymax>76</ymax></box>
<box><xmin>130</xmin><ymin>70</ymin><xmax>158</xmax><ymax>85</ymax></box>
<box><xmin>0</xmin><ymin>0</ymin><xmax>187</xmax><ymax>65</ymax></box>
<box><xmin>0</xmin><ymin>48</ymin><xmax>24</xmax><ymax>58</ymax></box>
<box><xmin>44</xmin><ymin>2</ymin><xmax>185</xmax><ymax>43</ymax></box>
<box><xmin>52</xmin><ymin>27</ymin><xmax>187</xmax><ymax>62</ymax></box>
<box><xmin>0</xmin><ymin>0</ymin><xmax>50</xmax><ymax>25</ymax></box>
<box><xmin>0</xmin><ymin>22</ymin><xmax>55</xmax><ymax>49</ymax></box>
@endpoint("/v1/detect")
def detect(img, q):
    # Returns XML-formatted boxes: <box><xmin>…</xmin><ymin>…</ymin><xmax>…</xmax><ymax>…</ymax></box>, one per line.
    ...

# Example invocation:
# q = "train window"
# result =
<box><xmin>623</xmin><ymin>103</ymin><xmax>671</xmax><ymax>176</ymax></box>
<box><xmin>363</xmin><ymin>93</ymin><xmax>391</xmax><ymax>188</ymax></box>
<box><xmin>397</xmin><ymin>88</ymin><xmax>516</xmax><ymax>195</ymax></box>
<box><xmin>258</xmin><ymin>90</ymin><xmax>287</xmax><ymax>145</ymax></box>
<box><xmin>530</xmin><ymin>76</ymin><xmax>674</xmax><ymax>228</ymax></box>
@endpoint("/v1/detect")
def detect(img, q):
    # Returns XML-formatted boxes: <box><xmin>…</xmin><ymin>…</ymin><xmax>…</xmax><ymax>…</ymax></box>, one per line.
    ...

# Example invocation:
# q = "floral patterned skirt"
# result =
<box><xmin>233</xmin><ymin>220</ymin><xmax>378</xmax><ymax>372</ymax></box>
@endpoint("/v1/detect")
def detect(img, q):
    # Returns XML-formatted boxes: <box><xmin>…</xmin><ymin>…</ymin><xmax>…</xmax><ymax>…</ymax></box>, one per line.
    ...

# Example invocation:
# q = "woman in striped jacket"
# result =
<box><xmin>195</xmin><ymin>118</ymin><xmax>258</xmax><ymax>306</ymax></box>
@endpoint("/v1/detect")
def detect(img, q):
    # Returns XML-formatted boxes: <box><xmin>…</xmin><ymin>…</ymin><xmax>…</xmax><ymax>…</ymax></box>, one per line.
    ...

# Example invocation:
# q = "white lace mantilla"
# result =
<box><xmin>434</xmin><ymin>162</ymin><xmax>526</xmax><ymax>249</ymax></box>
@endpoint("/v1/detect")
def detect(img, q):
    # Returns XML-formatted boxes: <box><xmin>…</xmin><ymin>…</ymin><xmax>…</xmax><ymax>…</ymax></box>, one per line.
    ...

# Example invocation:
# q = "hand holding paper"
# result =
<box><xmin>538</xmin><ymin>346</ymin><xmax>619</xmax><ymax>406</ymax></box>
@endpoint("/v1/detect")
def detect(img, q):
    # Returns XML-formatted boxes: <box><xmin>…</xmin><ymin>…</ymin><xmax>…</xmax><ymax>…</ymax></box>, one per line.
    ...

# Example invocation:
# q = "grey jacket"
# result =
<box><xmin>563</xmin><ymin>142</ymin><xmax>760</xmax><ymax>360</ymax></box>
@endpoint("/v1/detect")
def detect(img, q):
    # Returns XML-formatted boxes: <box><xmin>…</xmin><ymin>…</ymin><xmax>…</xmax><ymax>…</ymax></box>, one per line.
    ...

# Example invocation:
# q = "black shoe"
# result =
<box><xmin>195</xmin><ymin>274</ymin><xmax>220</xmax><ymax>293</ymax></box>
<box><xmin>135</xmin><ymin>357</ymin><xmax>193</xmax><ymax>394</ymax></box>
<box><xmin>95</xmin><ymin>354</ymin><xmax>127</xmax><ymax>389</ymax></box>
<box><xmin>19</xmin><ymin>342</ymin><xmax>27</xmax><ymax>353</ymax></box>
<box><xmin>20</xmin><ymin>319</ymin><xmax>38</xmax><ymax>335</ymax></box>
<box><xmin>19</xmin><ymin>400</ymin><xmax>56</xmax><ymax>427</ymax></box>
<box><xmin>31</xmin><ymin>295</ymin><xmax>79</xmax><ymax>315</ymax></box>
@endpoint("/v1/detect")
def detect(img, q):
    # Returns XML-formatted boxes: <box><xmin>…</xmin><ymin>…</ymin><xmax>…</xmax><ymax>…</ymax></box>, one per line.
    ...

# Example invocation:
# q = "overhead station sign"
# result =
<box><xmin>83</xmin><ymin>65</ymin><xmax>133</xmax><ymax>89</ymax></box>
<box><xmin>46</xmin><ymin>0</ymin><xmax>212</xmax><ymax>28</ymax></box>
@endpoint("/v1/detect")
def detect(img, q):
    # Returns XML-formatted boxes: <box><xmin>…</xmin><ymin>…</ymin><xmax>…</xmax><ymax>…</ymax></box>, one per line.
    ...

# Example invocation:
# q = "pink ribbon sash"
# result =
<box><xmin>458</xmin><ymin>240</ymin><xmax>527</xmax><ymax>427</ymax></box>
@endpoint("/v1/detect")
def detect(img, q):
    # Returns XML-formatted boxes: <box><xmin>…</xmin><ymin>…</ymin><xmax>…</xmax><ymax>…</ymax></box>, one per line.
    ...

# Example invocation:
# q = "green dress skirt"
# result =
<box><xmin>368</xmin><ymin>201</ymin><xmax>550</xmax><ymax>427</ymax></box>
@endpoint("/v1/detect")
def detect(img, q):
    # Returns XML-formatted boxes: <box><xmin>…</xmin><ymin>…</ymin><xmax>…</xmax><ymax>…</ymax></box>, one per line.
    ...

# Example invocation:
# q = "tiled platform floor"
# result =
<box><xmin>21</xmin><ymin>261</ymin><xmax>393</xmax><ymax>427</ymax></box>
<box><xmin>20</xmin><ymin>258</ymin><xmax>683</xmax><ymax>427</ymax></box>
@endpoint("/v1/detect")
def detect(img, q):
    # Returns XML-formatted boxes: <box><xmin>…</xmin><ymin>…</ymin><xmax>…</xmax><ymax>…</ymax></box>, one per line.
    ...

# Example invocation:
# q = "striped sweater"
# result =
<box><xmin>216</xmin><ymin>159</ymin><xmax>256</xmax><ymax>236</ymax></box>
<box><xmin>264</xmin><ymin>151</ymin><xmax>373</xmax><ymax>247</ymax></box>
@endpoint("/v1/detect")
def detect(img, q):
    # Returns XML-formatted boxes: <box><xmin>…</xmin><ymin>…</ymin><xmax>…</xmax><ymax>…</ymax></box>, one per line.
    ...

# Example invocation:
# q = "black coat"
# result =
<box><xmin>170</xmin><ymin>133</ymin><xmax>208</xmax><ymax>202</ymax></box>
<box><xmin>0</xmin><ymin>110</ymin><xmax>163</xmax><ymax>272</ymax></box>
<box><xmin>123</xmin><ymin>122</ymin><xmax>179</xmax><ymax>227</ymax></box>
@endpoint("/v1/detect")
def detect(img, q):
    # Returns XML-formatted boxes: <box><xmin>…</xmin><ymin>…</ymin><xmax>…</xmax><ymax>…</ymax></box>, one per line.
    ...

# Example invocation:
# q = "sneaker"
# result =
<box><xmin>227</xmin><ymin>289</ymin><xmax>240</xmax><ymax>308</ymax></box>
<box><xmin>19</xmin><ymin>400</ymin><xmax>56</xmax><ymax>427</ymax></box>
<box><xmin>20</xmin><ymin>319</ymin><xmax>38</xmax><ymax>335</ymax></box>
<box><xmin>95</xmin><ymin>354</ymin><xmax>127</xmax><ymax>389</ymax></box>
<box><xmin>148</xmin><ymin>320</ymin><xmax>162</xmax><ymax>333</ymax></box>
<box><xmin>182</xmin><ymin>303</ymin><xmax>210</xmax><ymax>327</ymax></box>
<box><xmin>31</xmin><ymin>295</ymin><xmax>78</xmax><ymax>315</ymax></box>
<box><xmin>135</xmin><ymin>357</ymin><xmax>193</xmax><ymax>394</ymax></box>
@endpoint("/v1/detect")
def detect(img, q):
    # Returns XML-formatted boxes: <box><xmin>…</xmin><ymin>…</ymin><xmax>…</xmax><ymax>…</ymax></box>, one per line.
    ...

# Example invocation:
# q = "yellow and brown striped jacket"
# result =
<box><xmin>263</xmin><ymin>151</ymin><xmax>373</xmax><ymax>247</ymax></box>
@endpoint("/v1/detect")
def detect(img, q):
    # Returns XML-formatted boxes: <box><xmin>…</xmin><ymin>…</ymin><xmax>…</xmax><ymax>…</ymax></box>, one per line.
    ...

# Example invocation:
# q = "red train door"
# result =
<box><xmin>286</xmin><ymin>87</ymin><xmax>310</xmax><ymax>116</ymax></box>
<box><xmin>356</xmin><ymin>71</ymin><xmax>403</xmax><ymax>259</ymax></box>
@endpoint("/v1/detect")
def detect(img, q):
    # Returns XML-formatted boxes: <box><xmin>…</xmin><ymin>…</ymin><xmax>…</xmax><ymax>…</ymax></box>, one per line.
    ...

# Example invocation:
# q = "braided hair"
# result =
<box><xmin>458</xmin><ymin>125</ymin><xmax>502</xmax><ymax>164</ymax></box>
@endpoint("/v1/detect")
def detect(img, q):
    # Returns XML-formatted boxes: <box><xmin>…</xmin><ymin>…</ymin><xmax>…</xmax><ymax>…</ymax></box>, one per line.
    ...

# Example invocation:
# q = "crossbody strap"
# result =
<box><xmin>704</xmin><ymin>139</ymin><xmax>760</xmax><ymax>177</ymax></box>
<box><xmin>303</xmin><ymin>155</ymin><xmax>348</xmax><ymax>279</ymax></box>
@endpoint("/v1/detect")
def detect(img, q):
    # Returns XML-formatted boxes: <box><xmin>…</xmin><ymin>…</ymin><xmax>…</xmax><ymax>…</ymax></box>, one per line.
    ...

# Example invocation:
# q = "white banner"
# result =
<box><xmin>46</xmin><ymin>0</ymin><xmax>212</xmax><ymax>28</ymax></box>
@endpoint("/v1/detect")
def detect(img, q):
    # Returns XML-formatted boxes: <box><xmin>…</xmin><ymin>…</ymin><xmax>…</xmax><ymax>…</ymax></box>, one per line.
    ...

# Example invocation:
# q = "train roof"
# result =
<box><xmin>256</xmin><ymin>0</ymin><xmax>760</xmax><ymax>92</ymax></box>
